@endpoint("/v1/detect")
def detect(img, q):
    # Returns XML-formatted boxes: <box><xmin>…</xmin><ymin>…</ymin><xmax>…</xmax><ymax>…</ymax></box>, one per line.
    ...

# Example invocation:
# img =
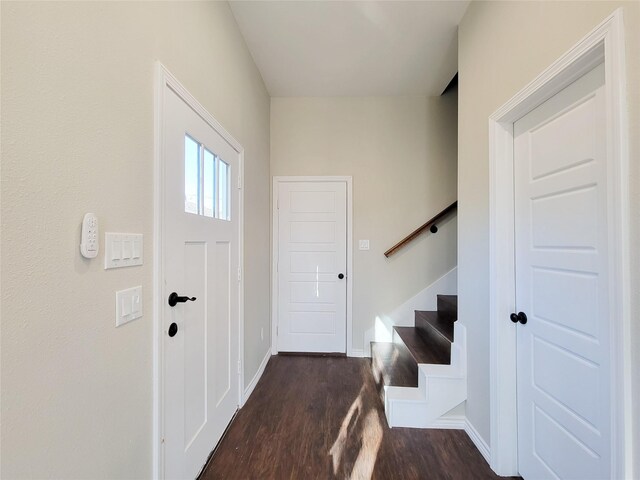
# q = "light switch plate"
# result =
<box><xmin>116</xmin><ymin>286</ymin><xmax>143</xmax><ymax>327</ymax></box>
<box><xmin>359</xmin><ymin>240</ymin><xmax>370</xmax><ymax>250</ymax></box>
<box><xmin>105</xmin><ymin>233</ymin><xmax>143</xmax><ymax>269</ymax></box>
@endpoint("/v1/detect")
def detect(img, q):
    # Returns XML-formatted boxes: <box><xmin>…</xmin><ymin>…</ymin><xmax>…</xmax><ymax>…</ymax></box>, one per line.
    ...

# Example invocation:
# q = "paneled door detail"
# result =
<box><xmin>162</xmin><ymin>85</ymin><xmax>240</xmax><ymax>479</ymax></box>
<box><xmin>514</xmin><ymin>63</ymin><xmax>611</xmax><ymax>479</ymax></box>
<box><xmin>277</xmin><ymin>181</ymin><xmax>347</xmax><ymax>353</ymax></box>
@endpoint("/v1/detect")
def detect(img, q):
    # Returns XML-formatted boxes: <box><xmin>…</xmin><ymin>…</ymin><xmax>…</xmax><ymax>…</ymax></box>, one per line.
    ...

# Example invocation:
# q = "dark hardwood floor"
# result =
<box><xmin>200</xmin><ymin>355</ymin><xmax>513</xmax><ymax>480</ymax></box>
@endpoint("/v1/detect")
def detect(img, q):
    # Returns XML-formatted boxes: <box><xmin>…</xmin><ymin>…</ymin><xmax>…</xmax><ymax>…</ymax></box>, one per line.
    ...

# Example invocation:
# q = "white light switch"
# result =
<box><xmin>121</xmin><ymin>297</ymin><xmax>131</xmax><ymax>316</ymax></box>
<box><xmin>359</xmin><ymin>240</ymin><xmax>370</xmax><ymax>250</ymax></box>
<box><xmin>132</xmin><ymin>237</ymin><xmax>142</xmax><ymax>259</ymax></box>
<box><xmin>111</xmin><ymin>239</ymin><xmax>122</xmax><ymax>261</ymax></box>
<box><xmin>105</xmin><ymin>233</ymin><xmax>143</xmax><ymax>269</ymax></box>
<box><xmin>132</xmin><ymin>292</ymin><xmax>141</xmax><ymax>313</ymax></box>
<box><xmin>116</xmin><ymin>286</ymin><xmax>143</xmax><ymax>327</ymax></box>
<box><xmin>122</xmin><ymin>240</ymin><xmax>132</xmax><ymax>259</ymax></box>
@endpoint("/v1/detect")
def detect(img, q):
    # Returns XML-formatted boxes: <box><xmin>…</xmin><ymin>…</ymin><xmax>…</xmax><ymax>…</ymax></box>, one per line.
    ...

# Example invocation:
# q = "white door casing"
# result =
<box><xmin>154</xmin><ymin>64</ymin><xmax>244</xmax><ymax>480</ymax></box>
<box><xmin>514</xmin><ymin>63</ymin><xmax>610</xmax><ymax>479</ymax></box>
<box><xmin>488</xmin><ymin>10</ymin><xmax>630</xmax><ymax>478</ymax></box>
<box><xmin>272</xmin><ymin>178</ymin><xmax>352</xmax><ymax>354</ymax></box>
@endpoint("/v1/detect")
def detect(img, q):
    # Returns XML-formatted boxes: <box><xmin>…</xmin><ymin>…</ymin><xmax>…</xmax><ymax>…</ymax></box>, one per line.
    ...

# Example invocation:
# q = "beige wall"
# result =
<box><xmin>0</xmin><ymin>2</ymin><xmax>270</xmax><ymax>478</ymax></box>
<box><xmin>271</xmin><ymin>95</ymin><xmax>458</xmax><ymax>352</ymax></box>
<box><xmin>458</xmin><ymin>1</ymin><xmax>640</xmax><ymax>472</ymax></box>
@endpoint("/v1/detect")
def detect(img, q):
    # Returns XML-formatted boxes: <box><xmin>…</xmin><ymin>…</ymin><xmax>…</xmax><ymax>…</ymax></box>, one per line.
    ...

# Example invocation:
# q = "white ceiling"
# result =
<box><xmin>229</xmin><ymin>1</ymin><xmax>469</xmax><ymax>97</ymax></box>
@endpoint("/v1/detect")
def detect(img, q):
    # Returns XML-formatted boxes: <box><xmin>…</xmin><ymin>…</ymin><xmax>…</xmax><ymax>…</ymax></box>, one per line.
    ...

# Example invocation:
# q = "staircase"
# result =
<box><xmin>371</xmin><ymin>294</ymin><xmax>467</xmax><ymax>428</ymax></box>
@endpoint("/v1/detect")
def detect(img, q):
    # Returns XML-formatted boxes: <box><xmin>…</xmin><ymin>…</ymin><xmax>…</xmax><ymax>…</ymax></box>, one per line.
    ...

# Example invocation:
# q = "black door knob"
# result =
<box><xmin>168</xmin><ymin>292</ymin><xmax>197</xmax><ymax>307</ymax></box>
<box><xmin>168</xmin><ymin>323</ymin><xmax>178</xmax><ymax>337</ymax></box>
<box><xmin>338</xmin><ymin>273</ymin><xmax>345</xmax><ymax>279</ymax></box>
<box><xmin>510</xmin><ymin>312</ymin><xmax>528</xmax><ymax>325</ymax></box>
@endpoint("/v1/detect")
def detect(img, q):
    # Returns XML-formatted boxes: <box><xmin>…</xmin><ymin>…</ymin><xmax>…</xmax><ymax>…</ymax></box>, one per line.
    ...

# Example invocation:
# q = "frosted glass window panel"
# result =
<box><xmin>203</xmin><ymin>149</ymin><xmax>215</xmax><ymax>218</ymax></box>
<box><xmin>185</xmin><ymin>135</ymin><xmax>200</xmax><ymax>215</ymax></box>
<box><xmin>217</xmin><ymin>158</ymin><xmax>230</xmax><ymax>221</ymax></box>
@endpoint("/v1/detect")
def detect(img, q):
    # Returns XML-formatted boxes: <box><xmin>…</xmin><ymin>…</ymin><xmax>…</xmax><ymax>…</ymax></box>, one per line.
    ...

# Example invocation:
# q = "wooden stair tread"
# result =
<box><xmin>394</xmin><ymin>326</ymin><xmax>450</xmax><ymax>365</ymax></box>
<box><xmin>370</xmin><ymin>293</ymin><xmax>457</xmax><ymax>399</ymax></box>
<box><xmin>371</xmin><ymin>341</ymin><xmax>418</xmax><ymax>388</ymax></box>
<box><xmin>415</xmin><ymin>310</ymin><xmax>454</xmax><ymax>343</ymax></box>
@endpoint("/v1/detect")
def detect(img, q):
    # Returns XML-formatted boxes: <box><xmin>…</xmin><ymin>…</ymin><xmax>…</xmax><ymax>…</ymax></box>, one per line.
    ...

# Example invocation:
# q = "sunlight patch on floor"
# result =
<box><xmin>329</xmin><ymin>384</ymin><xmax>384</xmax><ymax>480</ymax></box>
<box><xmin>349</xmin><ymin>410</ymin><xmax>383</xmax><ymax>480</ymax></box>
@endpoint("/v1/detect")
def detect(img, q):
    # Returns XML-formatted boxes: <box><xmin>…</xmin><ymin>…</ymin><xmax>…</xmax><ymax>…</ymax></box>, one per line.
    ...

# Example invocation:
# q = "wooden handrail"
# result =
<box><xmin>384</xmin><ymin>201</ymin><xmax>458</xmax><ymax>258</ymax></box>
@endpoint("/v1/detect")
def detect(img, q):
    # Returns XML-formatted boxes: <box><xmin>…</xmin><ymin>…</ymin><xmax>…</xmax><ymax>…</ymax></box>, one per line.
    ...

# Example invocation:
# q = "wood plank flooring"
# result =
<box><xmin>200</xmin><ymin>355</ymin><xmax>512</xmax><ymax>480</ymax></box>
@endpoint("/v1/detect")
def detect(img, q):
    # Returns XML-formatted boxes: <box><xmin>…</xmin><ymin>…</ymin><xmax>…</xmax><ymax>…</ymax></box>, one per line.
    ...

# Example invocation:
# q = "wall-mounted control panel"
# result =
<box><xmin>104</xmin><ymin>233</ymin><xmax>143</xmax><ymax>269</ymax></box>
<box><xmin>115</xmin><ymin>286</ymin><xmax>143</xmax><ymax>327</ymax></box>
<box><xmin>80</xmin><ymin>213</ymin><xmax>99</xmax><ymax>258</ymax></box>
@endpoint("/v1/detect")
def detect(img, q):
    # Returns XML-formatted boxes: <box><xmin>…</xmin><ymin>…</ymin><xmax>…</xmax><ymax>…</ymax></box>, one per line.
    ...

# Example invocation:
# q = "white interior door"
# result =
<box><xmin>276</xmin><ymin>180</ymin><xmax>347</xmax><ymax>353</ymax></box>
<box><xmin>162</xmin><ymin>85</ymin><xmax>240</xmax><ymax>479</ymax></box>
<box><xmin>514</xmin><ymin>63</ymin><xmax>611</xmax><ymax>479</ymax></box>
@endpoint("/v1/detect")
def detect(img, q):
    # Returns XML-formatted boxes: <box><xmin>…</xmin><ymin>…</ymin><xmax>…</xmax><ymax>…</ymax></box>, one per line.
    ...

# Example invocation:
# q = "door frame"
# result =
<box><xmin>153</xmin><ymin>62</ymin><xmax>245</xmax><ymax>479</ymax></box>
<box><xmin>271</xmin><ymin>176</ymin><xmax>353</xmax><ymax>356</ymax></box>
<box><xmin>488</xmin><ymin>9</ymin><xmax>630</xmax><ymax>478</ymax></box>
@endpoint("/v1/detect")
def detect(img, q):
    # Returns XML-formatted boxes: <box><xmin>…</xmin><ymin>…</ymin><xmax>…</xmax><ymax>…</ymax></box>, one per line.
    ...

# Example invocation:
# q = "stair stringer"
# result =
<box><xmin>383</xmin><ymin>323</ymin><xmax>467</xmax><ymax>428</ymax></box>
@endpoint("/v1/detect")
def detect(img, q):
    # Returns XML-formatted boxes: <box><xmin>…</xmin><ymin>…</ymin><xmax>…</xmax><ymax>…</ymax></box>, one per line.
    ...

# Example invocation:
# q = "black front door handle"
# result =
<box><xmin>168</xmin><ymin>292</ymin><xmax>197</xmax><ymax>307</ymax></box>
<box><xmin>510</xmin><ymin>311</ymin><xmax>528</xmax><ymax>325</ymax></box>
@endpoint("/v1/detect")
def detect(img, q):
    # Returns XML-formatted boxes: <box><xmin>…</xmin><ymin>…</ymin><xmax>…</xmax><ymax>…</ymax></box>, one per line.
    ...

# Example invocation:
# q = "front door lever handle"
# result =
<box><xmin>168</xmin><ymin>292</ymin><xmax>197</xmax><ymax>307</ymax></box>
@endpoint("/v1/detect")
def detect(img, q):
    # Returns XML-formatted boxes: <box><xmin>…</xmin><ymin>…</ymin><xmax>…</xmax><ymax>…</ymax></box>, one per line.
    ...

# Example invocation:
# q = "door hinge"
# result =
<box><xmin>237</xmin><ymin>175</ymin><xmax>242</xmax><ymax>189</ymax></box>
<box><xmin>237</xmin><ymin>359</ymin><xmax>242</xmax><ymax>374</ymax></box>
<box><xmin>238</xmin><ymin>267</ymin><xmax>241</xmax><ymax>282</ymax></box>
<box><xmin>276</xmin><ymin>198</ymin><xmax>279</xmax><ymax>210</ymax></box>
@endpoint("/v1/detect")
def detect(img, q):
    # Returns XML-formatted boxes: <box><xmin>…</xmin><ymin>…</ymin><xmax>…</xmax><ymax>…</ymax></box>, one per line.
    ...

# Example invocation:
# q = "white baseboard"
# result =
<box><xmin>424</xmin><ymin>414</ymin><xmax>466</xmax><ymax>430</ymax></box>
<box><xmin>242</xmin><ymin>350</ymin><xmax>271</xmax><ymax>405</ymax></box>
<box><xmin>349</xmin><ymin>348</ymin><xmax>369</xmax><ymax>358</ymax></box>
<box><xmin>464</xmin><ymin>418</ymin><xmax>491</xmax><ymax>465</ymax></box>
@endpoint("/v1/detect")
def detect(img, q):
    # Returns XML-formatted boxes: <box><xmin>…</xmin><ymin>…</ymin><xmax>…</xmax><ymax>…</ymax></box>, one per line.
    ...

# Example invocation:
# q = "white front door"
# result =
<box><xmin>514</xmin><ymin>63</ymin><xmax>611</xmax><ymax>479</ymax></box>
<box><xmin>162</xmin><ymin>85</ymin><xmax>240</xmax><ymax>479</ymax></box>
<box><xmin>276</xmin><ymin>180</ymin><xmax>347</xmax><ymax>353</ymax></box>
